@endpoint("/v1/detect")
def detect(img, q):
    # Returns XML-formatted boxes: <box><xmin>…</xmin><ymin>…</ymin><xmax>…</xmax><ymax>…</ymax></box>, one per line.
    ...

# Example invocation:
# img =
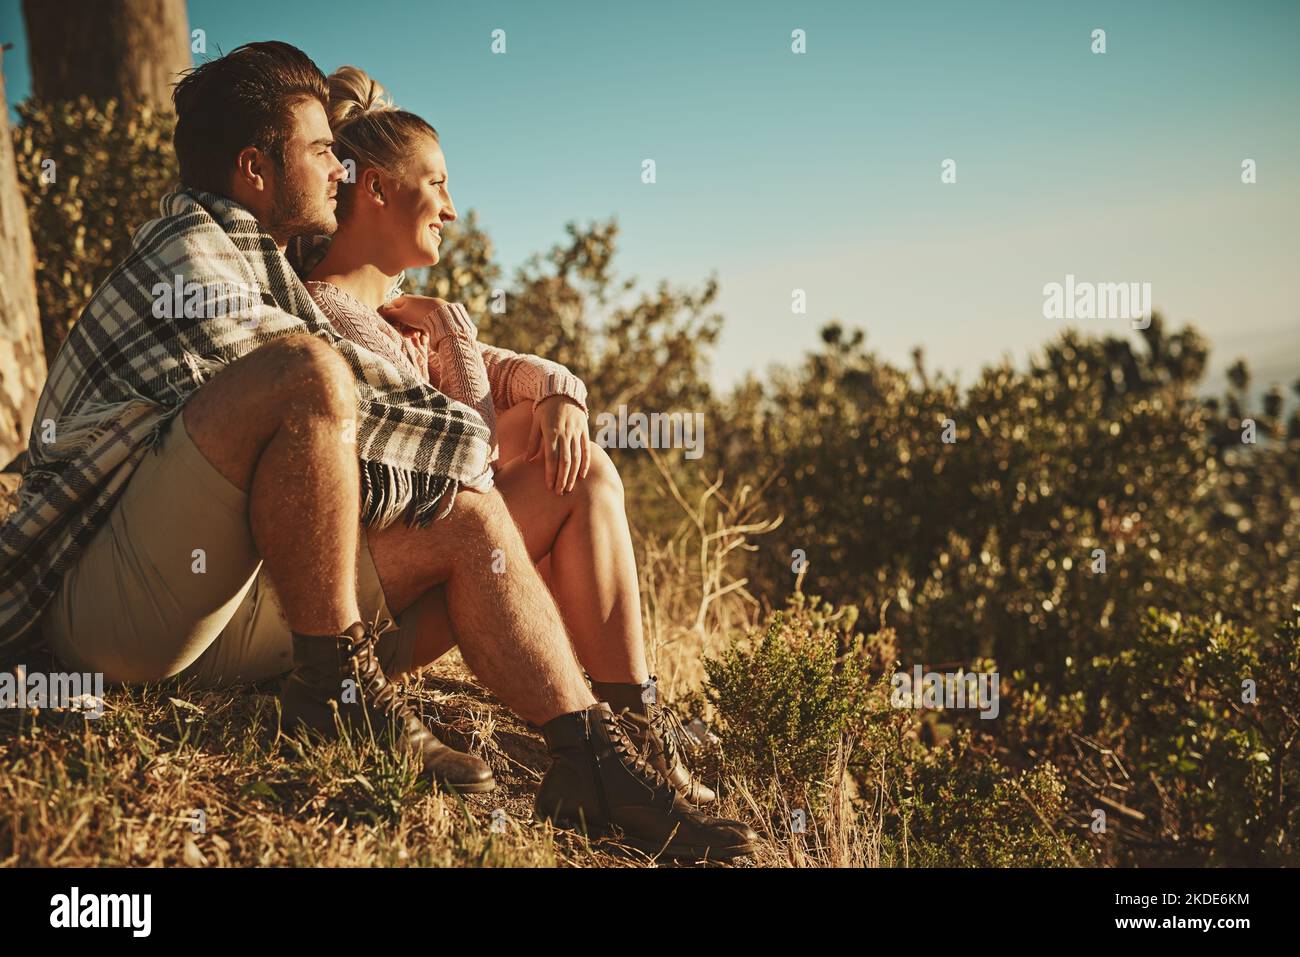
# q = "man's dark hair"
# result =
<box><xmin>172</xmin><ymin>41</ymin><xmax>329</xmax><ymax>195</ymax></box>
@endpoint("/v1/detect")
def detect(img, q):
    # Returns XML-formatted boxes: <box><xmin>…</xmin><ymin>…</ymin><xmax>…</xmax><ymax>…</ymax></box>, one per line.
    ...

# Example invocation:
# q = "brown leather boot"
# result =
<box><xmin>590</xmin><ymin>677</ymin><xmax>717</xmax><ymax>806</ymax></box>
<box><xmin>281</xmin><ymin>618</ymin><xmax>495</xmax><ymax>794</ymax></box>
<box><xmin>534</xmin><ymin>702</ymin><xmax>757</xmax><ymax>860</ymax></box>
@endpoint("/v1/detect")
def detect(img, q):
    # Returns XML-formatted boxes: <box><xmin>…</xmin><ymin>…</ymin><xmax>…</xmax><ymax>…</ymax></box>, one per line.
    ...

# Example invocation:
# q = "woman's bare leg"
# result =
<box><xmin>392</xmin><ymin>402</ymin><xmax>648</xmax><ymax>685</ymax></box>
<box><xmin>495</xmin><ymin>441</ymin><xmax>649</xmax><ymax>684</ymax></box>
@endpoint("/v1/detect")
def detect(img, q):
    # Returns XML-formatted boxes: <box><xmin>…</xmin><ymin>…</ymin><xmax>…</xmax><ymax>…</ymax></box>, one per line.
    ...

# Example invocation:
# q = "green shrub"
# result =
<box><xmin>720</xmin><ymin>319</ymin><xmax>1300</xmax><ymax>694</ymax></box>
<box><xmin>1088</xmin><ymin>607</ymin><xmax>1300</xmax><ymax>864</ymax></box>
<box><xmin>702</xmin><ymin>598</ymin><xmax>878</xmax><ymax>795</ymax></box>
<box><xmin>13</xmin><ymin>97</ymin><xmax>178</xmax><ymax>360</ymax></box>
<box><xmin>901</xmin><ymin>730</ymin><xmax>1091</xmax><ymax>867</ymax></box>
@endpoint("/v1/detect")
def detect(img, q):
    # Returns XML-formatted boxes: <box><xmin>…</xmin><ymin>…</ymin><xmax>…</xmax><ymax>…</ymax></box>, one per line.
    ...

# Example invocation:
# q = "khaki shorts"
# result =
<box><xmin>39</xmin><ymin>410</ymin><xmax>418</xmax><ymax>688</ymax></box>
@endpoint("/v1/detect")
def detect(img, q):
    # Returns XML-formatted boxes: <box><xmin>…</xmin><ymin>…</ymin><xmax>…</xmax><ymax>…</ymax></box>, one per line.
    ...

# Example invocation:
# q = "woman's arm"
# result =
<box><xmin>378</xmin><ymin>295</ymin><xmax>589</xmax><ymax>416</ymax></box>
<box><xmin>380</xmin><ymin>297</ymin><xmax>501</xmax><ymax>459</ymax></box>
<box><xmin>478</xmin><ymin>342</ymin><xmax>589</xmax><ymax>415</ymax></box>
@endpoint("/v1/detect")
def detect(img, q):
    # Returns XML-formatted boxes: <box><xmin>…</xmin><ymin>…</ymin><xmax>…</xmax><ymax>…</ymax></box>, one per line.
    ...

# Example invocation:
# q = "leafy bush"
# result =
<box><xmin>720</xmin><ymin>318</ymin><xmax>1300</xmax><ymax>693</ymax></box>
<box><xmin>13</xmin><ymin>97</ymin><xmax>178</xmax><ymax>359</ymax></box>
<box><xmin>983</xmin><ymin>607</ymin><xmax>1300</xmax><ymax>865</ymax></box>
<box><xmin>701</xmin><ymin>598</ymin><xmax>877</xmax><ymax>794</ymax></box>
<box><xmin>697</xmin><ymin>596</ymin><xmax>1089</xmax><ymax>865</ymax></box>
<box><xmin>900</xmin><ymin>733</ymin><xmax>1090</xmax><ymax>867</ymax></box>
<box><xmin>1090</xmin><ymin>608</ymin><xmax>1300</xmax><ymax>864</ymax></box>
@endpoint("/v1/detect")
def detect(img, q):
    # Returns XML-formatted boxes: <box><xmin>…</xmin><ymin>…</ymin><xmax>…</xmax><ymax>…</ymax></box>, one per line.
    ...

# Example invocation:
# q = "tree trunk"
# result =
<box><xmin>21</xmin><ymin>0</ymin><xmax>191</xmax><ymax>109</ymax></box>
<box><xmin>0</xmin><ymin>46</ymin><xmax>46</xmax><ymax>467</ymax></box>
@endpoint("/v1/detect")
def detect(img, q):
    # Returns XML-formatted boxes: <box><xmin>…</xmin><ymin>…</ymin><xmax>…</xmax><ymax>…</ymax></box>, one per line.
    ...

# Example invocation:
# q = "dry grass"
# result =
<box><xmin>636</xmin><ymin>446</ymin><xmax>782</xmax><ymax>700</ymax></box>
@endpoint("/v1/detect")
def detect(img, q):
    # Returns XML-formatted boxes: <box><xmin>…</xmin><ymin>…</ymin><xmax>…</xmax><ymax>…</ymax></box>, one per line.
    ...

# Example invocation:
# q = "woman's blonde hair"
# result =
<box><xmin>327</xmin><ymin>65</ymin><xmax>440</xmax><ymax>218</ymax></box>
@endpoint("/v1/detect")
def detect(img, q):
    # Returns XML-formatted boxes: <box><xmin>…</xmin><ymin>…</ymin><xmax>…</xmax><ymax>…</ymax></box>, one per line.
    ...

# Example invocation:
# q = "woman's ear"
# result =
<box><xmin>361</xmin><ymin>167</ymin><xmax>385</xmax><ymax>206</ymax></box>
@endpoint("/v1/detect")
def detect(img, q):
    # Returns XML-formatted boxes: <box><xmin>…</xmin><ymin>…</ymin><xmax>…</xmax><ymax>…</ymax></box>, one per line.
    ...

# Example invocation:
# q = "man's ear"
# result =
<box><xmin>233</xmin><ymin>146</ymin><xmax>268</xmax><ymax>193</ymax></box>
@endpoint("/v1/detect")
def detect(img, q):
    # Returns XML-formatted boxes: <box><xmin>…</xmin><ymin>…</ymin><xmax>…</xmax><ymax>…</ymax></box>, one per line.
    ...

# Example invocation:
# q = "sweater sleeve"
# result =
<box><xmin>419</xmin><ymin>302</ymin><xmax>501</xmax><ymax>462</ymax></box>
<box><xmin>477</xmin><ymin>342</ymin><xmax>589</xmax><ymax>415</ymax></box>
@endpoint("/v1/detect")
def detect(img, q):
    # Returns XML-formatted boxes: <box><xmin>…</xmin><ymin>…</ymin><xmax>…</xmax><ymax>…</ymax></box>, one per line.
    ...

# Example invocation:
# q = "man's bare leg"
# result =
<box><xmin>367</xmin><ymin>488</ymin><xmax>595</xmax><ymax>726</ymax></box>
<box><xmin>383</xmin><ymin>402</ymin><xmax>648</xmax><ymax>685</ymax></box>
<box><xmin>367</xmin><ymin>410</ymin><xmax>755</xmax><ymax>850</ymax></box>
<box><xmin>182</xmin><ymin>333</ymin><xmax>361</xmax><ymax>635</ymax></box>
<box><xmin>181</xmin><ymin>333</ymin><xmax>494</xmax><ymax>788</ymax></box>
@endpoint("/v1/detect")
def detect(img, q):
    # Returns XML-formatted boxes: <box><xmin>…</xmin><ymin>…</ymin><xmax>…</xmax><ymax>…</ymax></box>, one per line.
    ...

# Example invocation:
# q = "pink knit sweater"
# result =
<box><xmin>306</xmin><ymin>281</ymin><xmax>588</xmax><ymax>483</ymax></box>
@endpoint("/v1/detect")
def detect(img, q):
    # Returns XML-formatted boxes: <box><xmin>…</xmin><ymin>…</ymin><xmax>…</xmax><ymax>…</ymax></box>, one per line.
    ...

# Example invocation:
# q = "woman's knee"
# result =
<box><xmin>582</xmin><ymin>442</ymin><xmax>625</xmax><ymax>502</ymax></box>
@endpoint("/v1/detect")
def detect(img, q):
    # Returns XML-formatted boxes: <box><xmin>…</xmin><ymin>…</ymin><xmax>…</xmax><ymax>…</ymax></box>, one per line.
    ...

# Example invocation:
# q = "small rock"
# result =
<box><xmin>182</xmin><ymin>838</ymin><xmax>208</xmax><ymax>868</ymax></box>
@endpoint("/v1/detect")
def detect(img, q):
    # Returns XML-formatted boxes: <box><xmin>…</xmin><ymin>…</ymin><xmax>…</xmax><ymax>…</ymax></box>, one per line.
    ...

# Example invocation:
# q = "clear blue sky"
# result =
<box><xmin>3</xmin><ymin>0</ymin><xmax>1298</xmax><ymax>396</ymax></box>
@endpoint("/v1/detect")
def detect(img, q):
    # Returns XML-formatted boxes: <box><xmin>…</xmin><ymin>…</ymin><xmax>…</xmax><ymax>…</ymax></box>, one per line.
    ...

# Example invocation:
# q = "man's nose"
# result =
<box><xmin>329</xmin><ymin>155</ymin><xmax>348</xmax><ymax>181</ymax></box>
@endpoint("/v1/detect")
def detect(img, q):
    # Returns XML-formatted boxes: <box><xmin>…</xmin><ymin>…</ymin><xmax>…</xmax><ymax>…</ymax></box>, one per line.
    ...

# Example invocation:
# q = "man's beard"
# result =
<box><xmin>267</xmin><ymin>173</ymin><xmax>336</xmax><ymax>243</ymax></box>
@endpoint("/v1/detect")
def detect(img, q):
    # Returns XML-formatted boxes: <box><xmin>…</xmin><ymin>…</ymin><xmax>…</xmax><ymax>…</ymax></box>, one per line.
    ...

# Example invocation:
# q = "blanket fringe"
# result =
<box><xmin>37</xmin><ymin>358</ymin><xmax>211</xmax><ymax>464</ymax></box>
<box><xmin>145</xmin><ymin>397</ymin><xmax>191</xmax><ymax>454</ymax></box>
<box><xmin>41</xmin><ymin>398</ymin><xmax>145</xmax><ymax>457</ymax></box>
<box><xmin>359</xmin><ymin>458</ymin><xmax>459</xmax><ymax>530</ymax></box>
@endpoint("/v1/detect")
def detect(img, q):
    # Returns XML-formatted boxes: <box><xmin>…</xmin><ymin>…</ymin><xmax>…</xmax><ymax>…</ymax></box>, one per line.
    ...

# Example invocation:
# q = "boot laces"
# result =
<box><xmin>649</xmin><ymin>702</ymin><xmax>693</xmax><ymax>771</ymax></box>
<box><xmin>617</xmin><ymin>700</ymin><xmax>691</xmax><ymax>773</ymax></box>
<box><xmin>600</xmin><ymin>712</ymin><xmax>670</xmax><ymax>793</ymax></box>
<box><xmin>343</xmin><ymin>615</ymin><xmax>405</xmax><ymax>720</ymax></box>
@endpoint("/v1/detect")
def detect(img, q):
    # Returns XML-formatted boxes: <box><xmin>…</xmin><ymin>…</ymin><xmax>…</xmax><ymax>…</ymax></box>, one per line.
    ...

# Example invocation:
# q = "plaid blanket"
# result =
<box><xmin>0</xmin><ymin>188</ymin><xmax>492</xmax><ymax>654</ymax></box>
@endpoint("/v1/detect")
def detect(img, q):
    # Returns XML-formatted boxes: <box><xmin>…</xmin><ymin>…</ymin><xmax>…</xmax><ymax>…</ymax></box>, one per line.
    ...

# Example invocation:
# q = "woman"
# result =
<box><xmin>301</xmin><ymin>67</ymin><xmax>713</xmax><ymax>805</ymax></box>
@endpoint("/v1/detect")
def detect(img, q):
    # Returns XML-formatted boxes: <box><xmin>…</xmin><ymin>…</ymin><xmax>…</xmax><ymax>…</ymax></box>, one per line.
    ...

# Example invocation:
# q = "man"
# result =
<box><xmin>0</xmin><ymin>41</ymin><xmax>756</xmax><ymax>859</ymax></box>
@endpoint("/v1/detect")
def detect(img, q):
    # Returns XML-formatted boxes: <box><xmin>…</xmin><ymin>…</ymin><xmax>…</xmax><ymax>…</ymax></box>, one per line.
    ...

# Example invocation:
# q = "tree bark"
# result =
<box><xmin>21</xmin><ymin>0</ymin><xmax>191</xmax><ymax>109</ymax></box>
<box><xmin>0</xmin><ymin>46</ymin><xmax>46</xmax><ymax>465</ymax></box>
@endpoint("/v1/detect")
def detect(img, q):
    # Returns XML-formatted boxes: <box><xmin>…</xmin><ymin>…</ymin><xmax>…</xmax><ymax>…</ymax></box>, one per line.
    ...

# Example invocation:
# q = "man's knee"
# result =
<box><xmin>256</xmin><ymin>333</ymin><xmax>356</xmax><ymax>415</ymax></box>
<box><xmin>450</xmin><ymin>486</ymin><xmax>517</xmax><ymax>539</ymax></box>
<box><xmin>183</xmin><ymin>333</ymin><xmax>357</xmax><ymax>487</ymax></box>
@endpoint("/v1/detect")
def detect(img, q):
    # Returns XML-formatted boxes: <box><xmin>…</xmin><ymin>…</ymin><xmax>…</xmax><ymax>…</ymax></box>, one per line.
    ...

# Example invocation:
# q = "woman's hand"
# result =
<box><xmin>527</xmin><ymin>395</ymin><xmax>590</xmax><ymax>494</ymax></box>
<box><xmin>376</xmin><ymin>294</ymin><xmax>451</xmax><ymax>336</ymax></box>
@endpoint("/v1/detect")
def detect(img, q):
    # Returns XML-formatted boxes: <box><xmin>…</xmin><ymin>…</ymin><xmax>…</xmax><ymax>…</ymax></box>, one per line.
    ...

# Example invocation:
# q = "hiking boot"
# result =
<box><xmin>280</xmin><ymin>617</ymin><xmax>495</xmax><ymax>794</ymax></box>
<box><xmin>534</xmin><ymin>702</ymin><xmax>757</xmax><ymax>860</ymax></box>
<box><xmin>590</xmin><ymin>677</ymin><xmax>717</xmax><ymax>806</ymax></box>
